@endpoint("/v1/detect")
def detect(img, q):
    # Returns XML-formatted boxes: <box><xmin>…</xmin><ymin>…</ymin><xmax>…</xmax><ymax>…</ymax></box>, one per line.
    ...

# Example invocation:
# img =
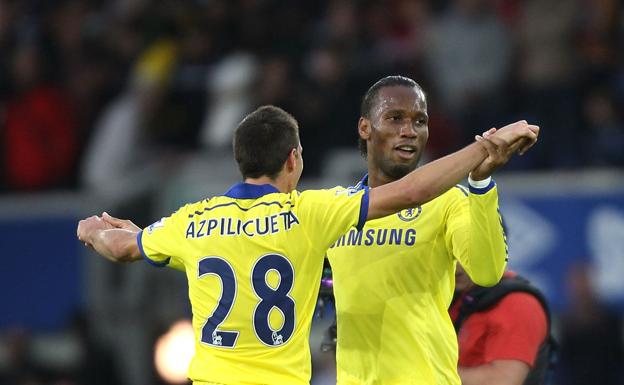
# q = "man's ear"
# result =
<box><xmin>358</xmin><ymin>117</ymin><xmax>371</xmax><ymax>140</ymax></box>
<box><xmin>285</xmin><ymin>148</ymin><xmax>297</xmax><ymax>172</ymax></box>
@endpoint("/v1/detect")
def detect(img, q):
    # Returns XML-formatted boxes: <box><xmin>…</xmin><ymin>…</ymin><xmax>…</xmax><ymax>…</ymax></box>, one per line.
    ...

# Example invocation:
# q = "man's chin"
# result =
<box><xmin>385</xmin><ymin>163</ymin><xmax>418</xmax><ymax>180</ymax></box>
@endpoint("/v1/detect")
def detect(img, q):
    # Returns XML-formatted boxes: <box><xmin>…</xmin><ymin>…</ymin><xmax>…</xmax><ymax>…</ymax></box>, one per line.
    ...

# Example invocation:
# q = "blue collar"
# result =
<box><xmin>223</xmin><ymin>182</ymin><xmax>281</xmax><ymax>199</ymax></box>
<box><xmin>352</xmin><ymin>174</ymin><xmax>369</xmax><ymax>191</ymax></box>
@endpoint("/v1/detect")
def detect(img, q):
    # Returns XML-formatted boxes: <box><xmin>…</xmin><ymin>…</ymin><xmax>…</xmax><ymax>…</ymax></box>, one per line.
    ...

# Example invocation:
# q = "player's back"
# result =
<box><xmin>138</xmin><ymin>182</ymin><xmax>368</xmax><ymax>384</ymax></box>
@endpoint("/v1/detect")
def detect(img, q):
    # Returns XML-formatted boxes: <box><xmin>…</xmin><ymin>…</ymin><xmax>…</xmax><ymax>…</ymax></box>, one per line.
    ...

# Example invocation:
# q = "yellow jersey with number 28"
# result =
<box><xmin>138</xmin><ymin>182</ymin><xmax>369</xmax><ymax>385</ymax></box>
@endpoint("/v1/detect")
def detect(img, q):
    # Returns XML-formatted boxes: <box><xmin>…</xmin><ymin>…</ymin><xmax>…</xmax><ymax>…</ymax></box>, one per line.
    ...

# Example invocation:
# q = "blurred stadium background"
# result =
<box><xmin>0</xmin><ymin>0</ymin><xmax>623</xmax><ymax>384</ymax></box>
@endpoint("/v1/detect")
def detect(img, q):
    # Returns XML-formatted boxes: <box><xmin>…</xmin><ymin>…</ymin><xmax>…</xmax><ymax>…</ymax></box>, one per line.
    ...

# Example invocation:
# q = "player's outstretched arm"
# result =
<box><xmin>77</xmin><ymin>215</ymin><xmax>141</xmax><ymax>263</ymax></box>
<box><xmin>367</xmin><ymin>120</ymin><xmax>538</xmax><ymax>220</ymax></box>
<box><xmin>459</xmin><ymin>360</ymin><xmax>530</xmax><ymax>385</ymax></box>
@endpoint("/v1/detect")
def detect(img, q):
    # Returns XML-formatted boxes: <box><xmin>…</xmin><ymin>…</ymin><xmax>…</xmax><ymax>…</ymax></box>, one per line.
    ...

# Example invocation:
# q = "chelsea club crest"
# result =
<box><xmin>398</xmin><ymin>206</ymin><xmax>422</xmax><ymax>222</ymax></box>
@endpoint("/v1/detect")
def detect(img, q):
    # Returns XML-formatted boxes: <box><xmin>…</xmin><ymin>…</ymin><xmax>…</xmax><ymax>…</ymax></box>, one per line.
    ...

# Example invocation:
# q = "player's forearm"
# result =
<box><xmin>368</xmin><ymin>141</ymin><xmax>487</xmax><ymax>219</ymax></box>
<box><xmin>459</xmin><ymin>360</ymin><xmax>529</xmax><ymax>385</ymax></box>
<box><xmin>462</xmin><ymin>189</ymin><xmax>507</xmax><ymax>286</ymax></box>
<box><xmin>89</xmin><ymin>228</ymin><xmax>142</xmax><ymax>263</ymax></box>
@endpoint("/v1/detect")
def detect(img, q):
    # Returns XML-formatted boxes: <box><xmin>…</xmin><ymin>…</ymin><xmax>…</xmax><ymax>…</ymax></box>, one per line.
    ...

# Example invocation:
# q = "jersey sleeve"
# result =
<box><xmin>297</xmin><ymin>187</ymin><xmax>369</xmax><ymax>251</ymax></box>
<box><xmin>445</xmin><ymin>181</ymin><xmax>507</xmax><ymax>286</ymax></box>
<box><xmin>137</xmin><ymin>206</ymin><xmax>188</xmax><ymax>271</ymax></box>
<box><xmin>479</xmin><ymin>293</ymin><xmax>548</xmax><ymax>366</ymax></box>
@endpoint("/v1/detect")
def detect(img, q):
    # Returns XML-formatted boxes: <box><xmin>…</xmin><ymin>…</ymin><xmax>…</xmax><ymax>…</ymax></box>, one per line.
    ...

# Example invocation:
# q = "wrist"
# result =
<box><xmin>468</xmin><ymin>175</ymin><xmax>492</xmax><ymax>187</ymax></box>
<box><xmin>474</xmin><ymin>140</ymin><xmax>488</xmax><ymax>156</ymax></box>
<box><xmin>468</xmin><ymin>175</ymin><xmax>495</xmax><ymax>194</ymax></box>
<box><xmin>87</xmin><ymin>228</ymin><xmax>103</xmax><ymax>245</ymax></box>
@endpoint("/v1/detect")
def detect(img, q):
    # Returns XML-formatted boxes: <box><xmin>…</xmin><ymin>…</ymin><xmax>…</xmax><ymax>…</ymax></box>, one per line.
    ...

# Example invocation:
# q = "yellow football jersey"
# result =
<box><xmin>327</xmin><ymin>176</ymin><xmax>507</xmax><ymax>385</ymax></box>
<box><xmin>139</xmin><ymin>182</ymin><xmax>369</xmax><ymax>385</ymax></box>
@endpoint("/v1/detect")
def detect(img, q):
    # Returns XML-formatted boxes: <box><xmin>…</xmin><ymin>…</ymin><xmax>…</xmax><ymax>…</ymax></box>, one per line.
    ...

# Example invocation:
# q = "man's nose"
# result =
<box><xmin>400</xmin><ymin>124</ymin><xmax>418</xmax><ymax>137</ymax></box>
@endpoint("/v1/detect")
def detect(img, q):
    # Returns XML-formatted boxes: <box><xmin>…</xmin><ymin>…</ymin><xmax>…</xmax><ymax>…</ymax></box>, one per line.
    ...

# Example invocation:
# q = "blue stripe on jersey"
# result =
<box><xmin>468</xmin><ymin>178</ymin><xmax>496</xmax><ymax>195</ymax></box>
<box><xmin>137</xmin><ymin>230</ymin><xmax>170</xmax><ymax>267</ymax></box>
<box><xmin>500</xmin><ymin>208</ymin><xmax>509</xmax><ymax>261</ymax></box>
<box><xmin>454</xmin><ymin>185</ymin><xmax>469</xmax><ymax>197</ymax></box>
<box><xmin>353</xmin><ymin>174</ymin><xmax>369</xmax><ymax>191</ymax></box>
<box><xmin>356</xmin><ymin>187</ymin><xmax>370</xmax><ymax>231</ymax></box>
<box><xmin>223</xmin><ymin>182</ymin><xmax>280</xmax><ymax>199</ymax></box>
<box><xmin>188</xmin><ymin>200</ymin><xmax>293</xmax><ymax>218</ymax></box>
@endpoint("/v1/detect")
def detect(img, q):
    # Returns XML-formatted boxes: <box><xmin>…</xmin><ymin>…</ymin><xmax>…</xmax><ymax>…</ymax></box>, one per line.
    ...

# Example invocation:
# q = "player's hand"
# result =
<box><xmin>470</xmin><ymin>136</ymin><xmax>506</xmax><ymax>181</ymax></box>
<box><xmin>101</xmin><ymin>212</ymin><xmax>141</xmax><ymax>232</ymax></box>
<box><xmin>470</xmin><ymin>120</ymin><xmax>540</xmax><ymax>180</ymax></box>
<box><xmin>77</xmin><ymin>215</ymin><xmax>114</xmax><ymax>247</ymax></box>
<box><xmin>490</xmin><ymin>120</ymin><xmax>540</xmax><ymax>155</ymax></box>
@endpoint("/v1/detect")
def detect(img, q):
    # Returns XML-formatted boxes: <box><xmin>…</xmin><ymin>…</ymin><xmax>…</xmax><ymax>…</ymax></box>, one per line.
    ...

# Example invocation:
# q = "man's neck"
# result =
<box><xmin>244</xmin><ymin>176</ymin><xmax>290</xmax><ymax>193</ymax></box>
<box><xmin>366</xmin><ymin>172</ymin><xmax>393</xmax><ymax>188</ymax></box>
<box><xmin>366</xmin><ymin>161</ymin><xmax>408</xmax><ymax>188</ymax></box>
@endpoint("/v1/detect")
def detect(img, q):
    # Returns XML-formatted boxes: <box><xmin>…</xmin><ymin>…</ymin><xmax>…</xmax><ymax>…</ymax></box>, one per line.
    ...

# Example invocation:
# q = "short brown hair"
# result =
<box><xmin>234</xmin><ymin>105</ymin><xmax>300</xmax><ymax>179</ymax></box>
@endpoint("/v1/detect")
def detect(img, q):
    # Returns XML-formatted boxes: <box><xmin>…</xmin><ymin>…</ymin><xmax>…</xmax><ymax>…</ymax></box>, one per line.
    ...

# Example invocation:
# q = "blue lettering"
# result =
<box><xmin>256</xmin><ymin>217</ymin><xmax>269</xmax><ymax>235</ymax></box>
<box><xmin>196</xmin><ymin>220</ymin><xmax>207</xmax><ymax>238</ymax></box>
<box><xmin>405</xmin><ymin>229</ymin><xmax>416</xmax><ymax>246</ymax></box>
<box><xmin>376</xmin><ymin>229</ymin><xmax>387</xmax><ymax>245</ymax></box>
<box><xmin>187</xmin><ymin>212</ymin><xmax>301</xmax><ymax>239</ymax></box>
<box><xmin>206</xmin><ymin>219</ymin><xmax>218</xmax><ymax>236</ymax></box>
<box><xmin>347</xmin><ymin>230</ymin><xmax>363</xmax><ymax>246</ymax></box>
<box><xmin>285</xmin><ymin>212</ymin><xmax>299</xmax><ymax>229</ymax></box>
<box><xmin>389</xmin><ymin>229</ymin><xmax>402</xmax><ymax>245</ymax></box>
<box><xmin>269</xmin><ymin>214</ymin><xmax>279</xmax><ymax>234</ymax></box>
<box><xmin>219</xmin><ymin>218</ymin><xmax>226</xmax><ymax>235</ymax></box>
<box><xmin>185</xmin><ymin>222</ymin><xmax>195</xmax><ymax>238</ymax></box>
<box><xmin>242</xmin><ymin>220</ymin><xmax>254</xmax><ymax>236</ymax></box>
<box><xmin>329</xmin><ymin>228</ymin><xmax>415</xmax><ymax>247</ymax></box>
<box><xmin>226</xmin><ymin>218</ymin><xmax>237</xmax><ymax>235</ymax></box>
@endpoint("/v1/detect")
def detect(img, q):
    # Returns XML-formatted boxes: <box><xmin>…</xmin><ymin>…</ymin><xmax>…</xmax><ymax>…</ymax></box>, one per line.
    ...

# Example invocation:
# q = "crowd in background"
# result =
<box><xmin>0</xmin><ymin>0</ymin><xmax>623</xmax><ymax>193</ymax></box>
